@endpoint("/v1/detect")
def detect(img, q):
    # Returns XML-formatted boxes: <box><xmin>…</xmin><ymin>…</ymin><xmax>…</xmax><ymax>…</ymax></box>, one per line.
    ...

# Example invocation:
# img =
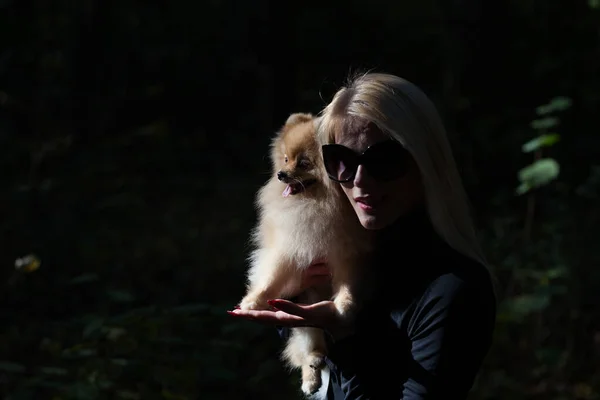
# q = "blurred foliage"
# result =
<box><xmin>0</xmin><ymin>0</ymin><xmax>599</xmax><ymax>399</ymax></box>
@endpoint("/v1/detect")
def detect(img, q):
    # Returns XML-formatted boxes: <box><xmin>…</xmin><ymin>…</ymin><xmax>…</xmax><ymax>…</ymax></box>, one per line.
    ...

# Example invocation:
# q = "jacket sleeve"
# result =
<box><xmin>275</xmin><ymin>325</ymin><xmax>291</xmax><ymax>340</ymax></box>
<box><xmin>326</xmin><ymin>276</ymin><xmax>496</xmax><ymax>399</ymax></box>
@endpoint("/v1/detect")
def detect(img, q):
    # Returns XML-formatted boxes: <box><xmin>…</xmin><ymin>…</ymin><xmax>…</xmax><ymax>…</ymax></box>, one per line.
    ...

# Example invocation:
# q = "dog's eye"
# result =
<box><xmin>284</xmin><ymin>156</ymin><xmax>288</xmax><ymax>163</ymax></box>
<box><xmin>298</xmin><ymin>159</ymin><xmax>311</xmax><ymax>169</ymax></box>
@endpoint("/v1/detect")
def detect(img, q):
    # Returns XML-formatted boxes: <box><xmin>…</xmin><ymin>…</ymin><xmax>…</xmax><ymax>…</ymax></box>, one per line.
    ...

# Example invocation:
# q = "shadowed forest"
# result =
<box><xmin>1</xmin><ymin>1</ymin><xmax>600</xmax><ymax>399</ymax></box>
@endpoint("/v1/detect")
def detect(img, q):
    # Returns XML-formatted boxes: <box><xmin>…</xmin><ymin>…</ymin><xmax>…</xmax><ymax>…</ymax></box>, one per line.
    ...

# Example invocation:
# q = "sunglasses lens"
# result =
<box><xmin>322</xmin><ymin>141</ymin><xmax>410</xmax><ymax>183</ymax></box>
<box><xmin>364</xmin><ymin>141</ymin><xmax>410</xmax><ymax>181</ymax></box>
<box><xmin>322</xmin><ymin>145</ymin><xmax>357</xmax><ymax>182</ymax></box>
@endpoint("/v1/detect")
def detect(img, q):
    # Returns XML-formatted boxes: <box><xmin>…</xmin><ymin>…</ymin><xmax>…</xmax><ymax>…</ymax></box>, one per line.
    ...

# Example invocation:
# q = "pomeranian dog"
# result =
<box><xmin>238</xmin><ymin>112</ymin><xmax>371</xmax><ymax>397</ymax></box>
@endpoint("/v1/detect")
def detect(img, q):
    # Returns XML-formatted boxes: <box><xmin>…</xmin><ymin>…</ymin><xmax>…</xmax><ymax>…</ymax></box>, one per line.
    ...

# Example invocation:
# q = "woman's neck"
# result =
<box><xmin>376</xmin><ymin>203</ymin><xmax>434</xmax><ymax>245</ymax></box>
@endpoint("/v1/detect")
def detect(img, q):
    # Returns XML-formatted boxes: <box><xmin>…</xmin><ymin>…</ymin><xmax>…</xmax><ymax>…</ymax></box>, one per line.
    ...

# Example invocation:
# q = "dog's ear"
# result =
<box><xmin>274</xmin><ymin>112</ymin><xmax>314</xmax><ymax>139</ymax></box>
<box><xmin>284</xmin><ymin>113</ymin><xmax>314</xmax><ymax>128</ymax></box>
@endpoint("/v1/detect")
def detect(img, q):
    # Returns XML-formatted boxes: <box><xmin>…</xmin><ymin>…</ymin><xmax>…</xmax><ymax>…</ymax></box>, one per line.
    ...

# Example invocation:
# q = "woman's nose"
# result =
<box><xmin>353</xmin><ymin>164</ymin><xmax>374</xmax><ymax>188</ymax></box>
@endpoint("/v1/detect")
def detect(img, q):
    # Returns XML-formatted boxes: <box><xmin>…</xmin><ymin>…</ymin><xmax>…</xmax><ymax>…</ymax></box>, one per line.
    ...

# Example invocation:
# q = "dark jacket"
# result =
<box><xmin>280</xmin><ymin>207</ymin><xmax>497</xmax><ymax>399</ymax></box>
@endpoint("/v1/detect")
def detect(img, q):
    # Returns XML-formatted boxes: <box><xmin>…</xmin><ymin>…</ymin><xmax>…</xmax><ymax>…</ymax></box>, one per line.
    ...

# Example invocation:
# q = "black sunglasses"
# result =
<box><xmin>321</xmin><ymin>140</ymin><xmax>411</xmax><ymax>183</ymax></box>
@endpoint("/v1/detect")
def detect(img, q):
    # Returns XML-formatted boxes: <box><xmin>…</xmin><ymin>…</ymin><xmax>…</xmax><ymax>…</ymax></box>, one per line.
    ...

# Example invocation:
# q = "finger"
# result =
<box><xmin>267</xmin><ymin>299</ymin><xmax>311</xmax><ymax>318</ymax></box>
<box><xmin>227</xmin><ymin>309</ymin><xmax>307</xmax><ymax>326</ymax></box>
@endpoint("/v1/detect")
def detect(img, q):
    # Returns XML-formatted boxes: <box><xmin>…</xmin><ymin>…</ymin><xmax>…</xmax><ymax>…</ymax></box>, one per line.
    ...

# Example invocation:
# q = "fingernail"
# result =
<box><xmin>227</xmin><ymin>310</ymin><xmax>238</xmax><ymax>315</ymax></box>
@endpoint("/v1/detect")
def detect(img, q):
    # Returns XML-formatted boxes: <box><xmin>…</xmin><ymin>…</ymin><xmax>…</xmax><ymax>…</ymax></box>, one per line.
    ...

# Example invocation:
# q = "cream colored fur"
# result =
<box><xmin>238</xmin><ymin>113</ymin><xmax>370</xmax><ymax>397</ymax></box>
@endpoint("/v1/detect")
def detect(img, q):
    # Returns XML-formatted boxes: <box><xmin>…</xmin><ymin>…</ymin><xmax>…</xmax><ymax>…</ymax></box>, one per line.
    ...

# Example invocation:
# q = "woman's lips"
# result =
<box><xmin>354</xmin><ymin>196</ymin><xmax>379</xmax><ymax>212</ymax></box>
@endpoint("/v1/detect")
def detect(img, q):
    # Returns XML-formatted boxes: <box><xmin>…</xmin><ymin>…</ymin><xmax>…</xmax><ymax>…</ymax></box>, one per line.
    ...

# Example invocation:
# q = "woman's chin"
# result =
<box><xmin>358</xmin><ymin>213</ymin><xmax>387</xmax><ymax>231</ymax></box>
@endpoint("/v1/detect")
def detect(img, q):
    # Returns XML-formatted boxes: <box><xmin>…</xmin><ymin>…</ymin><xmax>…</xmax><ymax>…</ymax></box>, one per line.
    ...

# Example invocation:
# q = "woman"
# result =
<box><xmin>228</xmin><ymin>72</ymin><xmax>497</xmax><ymax>399</ymax></box>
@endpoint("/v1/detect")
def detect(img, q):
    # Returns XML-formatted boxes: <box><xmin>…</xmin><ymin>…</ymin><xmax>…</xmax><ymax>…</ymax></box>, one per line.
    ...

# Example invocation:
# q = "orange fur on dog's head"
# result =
<box><xmin>270</xmin><ymin>113</ymin><xmax>324</xmax><ymax>197</ymax></box>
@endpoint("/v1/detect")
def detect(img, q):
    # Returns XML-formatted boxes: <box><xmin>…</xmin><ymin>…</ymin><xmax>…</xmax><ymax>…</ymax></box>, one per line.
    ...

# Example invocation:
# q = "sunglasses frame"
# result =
<box><xmin>321</xmin><ymin>139</ymin><xmax>411</xmax><ymax>183</ymax></box>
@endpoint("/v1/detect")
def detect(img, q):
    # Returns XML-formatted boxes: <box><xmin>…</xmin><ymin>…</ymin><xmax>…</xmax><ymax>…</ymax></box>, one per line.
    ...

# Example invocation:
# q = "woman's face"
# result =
<box><xmin>330</xmin><ymin>117</ymin><xmax>424</xmax><ymax>230</ymax></box>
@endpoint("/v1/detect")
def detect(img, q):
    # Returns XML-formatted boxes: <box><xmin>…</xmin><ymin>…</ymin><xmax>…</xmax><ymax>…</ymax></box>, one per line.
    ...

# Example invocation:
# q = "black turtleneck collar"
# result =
<box><xmin>356</xmin><ymin>203</ymin><xmax>493</xmax><ymax>313</ymax></box>
<box><xmin>374</xmin><ymin>203</ymin><xmax>439</xmax><ymax>251</ymax></box>
<box><xmin>366</xmin><ymin>203</ymin><xmax>450</xmax><ymax>296</ymax></box>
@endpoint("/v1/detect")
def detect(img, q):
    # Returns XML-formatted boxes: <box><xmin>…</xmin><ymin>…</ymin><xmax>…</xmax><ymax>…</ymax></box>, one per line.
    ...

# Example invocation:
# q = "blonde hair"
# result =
<box><xmin>317</xmin><ymin>71</ymin><xmax>489</xmax><ymax>268</ymax></box>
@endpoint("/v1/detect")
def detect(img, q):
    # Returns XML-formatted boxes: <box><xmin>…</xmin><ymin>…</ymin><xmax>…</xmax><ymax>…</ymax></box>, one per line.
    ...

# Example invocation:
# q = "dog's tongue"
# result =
<box><xmin>282</xmin><ymin>185</ymin><xmax>293</xmax><ymax>197</ymax></box>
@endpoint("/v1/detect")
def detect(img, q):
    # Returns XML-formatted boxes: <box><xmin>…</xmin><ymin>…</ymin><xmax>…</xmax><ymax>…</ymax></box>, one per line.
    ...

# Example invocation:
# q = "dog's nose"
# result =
<box><xmin>277</xmin><ymin>171</ymin><xmax>287</xmax><ymax>181</ymax></box>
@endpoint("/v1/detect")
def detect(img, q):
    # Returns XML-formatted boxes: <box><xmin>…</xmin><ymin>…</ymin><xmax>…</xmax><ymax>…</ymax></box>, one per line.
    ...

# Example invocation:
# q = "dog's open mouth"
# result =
<box><xmin>282</xmin><ymin>179</ymin><xmax>317</xmax><ymax>197</ymax></box>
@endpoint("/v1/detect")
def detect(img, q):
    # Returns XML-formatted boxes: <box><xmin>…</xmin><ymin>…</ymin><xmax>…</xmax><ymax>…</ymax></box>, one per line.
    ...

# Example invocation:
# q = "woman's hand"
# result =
<box><xmin>227</xmin><ymin>299</ymin><xmax>353</xmax><ymax>341</ymax></box>
<box><xmin>228</xmin><ymin>261</ymin><xmax>354</xmax><ymax>340</ymax></box>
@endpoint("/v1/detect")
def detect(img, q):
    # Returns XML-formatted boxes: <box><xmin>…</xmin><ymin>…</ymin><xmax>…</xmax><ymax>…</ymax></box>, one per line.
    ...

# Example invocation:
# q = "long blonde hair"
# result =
<box><xmin>317</xmin><ymin>71</ymin><xmax>489</xmax><ymax>268</ymax></box>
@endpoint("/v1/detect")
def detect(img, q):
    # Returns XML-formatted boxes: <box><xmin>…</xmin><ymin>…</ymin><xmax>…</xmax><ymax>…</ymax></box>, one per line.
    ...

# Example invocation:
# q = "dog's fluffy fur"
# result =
<box><xmin>238</xmin><ymin>113</ymin><xmax>371</xmax><ymax>397</ymax></box>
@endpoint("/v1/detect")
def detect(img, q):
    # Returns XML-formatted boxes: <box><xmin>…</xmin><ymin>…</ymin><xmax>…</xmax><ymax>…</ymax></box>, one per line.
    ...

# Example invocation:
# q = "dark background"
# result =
<box><xmin>1</xmin><ymin>0</ymin><xmax>599</xmax><ymax>399</ymax></box>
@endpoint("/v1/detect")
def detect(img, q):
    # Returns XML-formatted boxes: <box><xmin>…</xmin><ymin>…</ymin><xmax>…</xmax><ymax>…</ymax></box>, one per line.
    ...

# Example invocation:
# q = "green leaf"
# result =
<box><xmin>530</xmin><ymin>117</ymin><xmax>559</xmax><ymax>130</ymax></box>
<box><xmin>117</xmin><ymin>391</ymin><xmax>141</xmax><ymax>399</ymax></box>
<box><xmin>0</xmin><ymin>361</ymin><xmax>26</xmax><ymax>373</ymax></box>
<box><xmin>549</xmin><ymin>96</ymin><xmax>572</xmax><ymax>111</ymax></box>
<box><xmin>83</xmin><ymin>318</ymin><xmax>105</xmax><ymax>339</ymax></box>
<box><xmin>515</xmin><ymin>182</ymin><xmax>531</xmax><ymax>196</ymax></box>
<box><xmin>39</xmin><ymin>366</ymin><xmax>69</xmax><ymax>375</ymax></box>
<box><xmin>546</xmin><ymin>266</ymin><xmax>568</xmax><ymax>279</ymax></box>
<box><xmin>97</xmin><ymin>379</ymin><xmax>114</xmax><ymax>390</ymax></box>
<box><xmin>61</xmin><ymin>347</ymin><xmax>97</xmax><ymax>359</ymax></box>
<box><xmin>63</xmin><ymin>382</ymin><xmax>99</xmax><ymax>400</ymax></box>
<box><xmin>107</xmin><ymin>289</ymin><xmax>136</xmax><ymax>303</ymax></box>
<box><xmin>535</xmin><ymin>96</ymin><xmax>573</xmax><ymax>115</ymax></box>
<box><xmin>536</xmin><ymin>284</ymin><xmax>568</xmax><ymax>296</ymax></box>
<box><xmin>22</xmin><ymin>378</ymin><xmax>64</xmax><ymax>389</ymax></box>
<box><xmin>505</xmin><ymin>294</ymin><xmax>550</xmax><ymax>317</ymax></box>
<box><xmin>521</xmin><ymin>134</ymin><xmax>560</xmax><ymax>153</ymax></box>
<box><xmin>111</xmin><ymin>358</ymin><xmax>129</xmax><ymax>366</ymax></box>
<box><xmin>535</xmin><ymin>347</ymin><xmax>563</xmax><ymax>364</ymax></box>
<box><xmin>516</xmin><ymin>158</ymin><xmax>560</xmax><ymax>195</ymax></box>
<box><xmin>535</xmin><ymin>104</ymin><xmax>553</xmax><ymax>116</ymax></box>
<box><xmin>68</xmin><ymin>273</ymin><xmax>99</xmax><ymax>285</ymax></box>
<box><xmin>106</xmin><ymin>327</ymin><xmax>128</xmax><ymax>341</ymax></box>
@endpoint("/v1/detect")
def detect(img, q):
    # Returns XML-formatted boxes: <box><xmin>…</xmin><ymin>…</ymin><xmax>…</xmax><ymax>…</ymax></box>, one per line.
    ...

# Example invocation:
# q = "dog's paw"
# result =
<box><xmin>301</xmin><ymin>354</ymin><xmax>325</xmax><ymax>396</ymax></box>
<box><xmin>301</xmin><ymin>374</ymin><xmax>322</xmax><ymax>396</ymax></box>
<box><xmin>333</xmin><ymin>296</ymin><xmax>353</xmax><ymax>318</ymax></box>
<box><xmin>238</xmin><ymin>294</ymin><xmax>270</xmax><ymax>311</ymax></box>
